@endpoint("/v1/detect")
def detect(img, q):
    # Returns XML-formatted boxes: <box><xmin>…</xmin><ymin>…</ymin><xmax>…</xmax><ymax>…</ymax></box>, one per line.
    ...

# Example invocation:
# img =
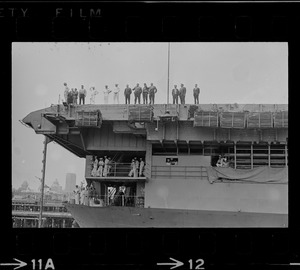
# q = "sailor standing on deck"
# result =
<box><xmin>142</xmin><ymin>83</ymin><xmax>149</xmax><ymax>104</ymax></box>
<box><xmin>103</xmin><ymin>156</ymin><xmax>109</xmax><ymax>177</ymax></box>
<box><xmin>84</xmin><ymin>187</ymin><xmax>89</xmax><ymax>206</ymax></box>
<box><xmin>222</xmin><ymin>157</ymin><xmax>229</xmax><ymax>168</ymax></box>
<box><xmin>74</xmin><ymin>185</ymin><xmax>80</xmax><ymax>204</ymax></box>
<box><xmin>193</xmin><ymin>84</ymin><xmax>200</xmax><ymax>104</ymax></box>
<box><xmin>216</xmin><ymin>155</ymin><xmax>223</xmax><ymax>167</ymax></box>
<box><xmin>149</xmin><ymin>83</ymin><xmax>157</xmax><ymax>104</ymax></box>
<box><xmin>79</xmin><ymin>85</ymin><xmax>87</xmax><ymax>105</ymax></box>
<box><xmin>103</xmin><ymin>85</ymin><xmax>111</xmax><ymax>104</ymax></box>
<box><xmin>97</xmin><ymin>157</ymin><xmax>104</xmax><ymax>177</ymax></box>
<box><xmin>90</xmin><ymin>86</ymin><xmax>99</xmax><ymax>104</ymax></box>
<box><xmin>80</xmin><ymin>187</ymin><xmax>85</xmax><ymax>205</ymax></box>
<box><xmin>74</xmin><ymin>88</ymin><xmax>78</xmax><ymax>104</ymax></box>
<box><xmin>107</xmin><ymin>157</ymin><xmax>112</xmax><ymax>176</ymax></box>
<box><xmin>172</xmin><ymin>85</ymin><xmax>179</xmax><ymax>104</ymax></box>
<box><xmin>63</xmin><ymin>83</ymin><xmax>69</xmax><ymax>103</ymax></box>
<box><xmin>72</xmin><ymin>89</ymin><xmax>76</xmax><ymax>101</ymax></box>
<box><xmin>124</xmin><ymin>84</ymin><xmax>132</xmax><ymax>104</ymax></box>
<box><xmin>91</xmin><ymin>156</ymin><xmax>98</xmax><ymax>177</ymax></box>
<box><xmin>133</xmin><ymin>83</ymin><xmax>142</xmax><ymax>104</ymax></box>
<box><xmin>179</xmin><ymin>84</ymin><xmax>186</xmax><ymax>105</ymax></box>
<box><xmin>139</xmin><ymin>158</ymin><xmax>145</xmax><ymax>177</ymax></box>
<box><xmin>134</xmin><ymin>157</ymin><xmax>139</xmax><ymax>178</ymax></box>
<box><xmin>88</xmin><ymin>184</ymin><xmax>94</xmax><ymax>206</ymax></box>
<box><xmin>113</xmin><ymin>84</ymin><xmax>120</xmax><ymax>104</ymax></box>
<box><xmin>128</xmin><ymin>159</ymin><xmax>135</xmax><ymax>177</ymax></box>
<box><xmin>67</xmin><ymin>89</ymin><xmax>74</xmax><ymax>104</ymax></box>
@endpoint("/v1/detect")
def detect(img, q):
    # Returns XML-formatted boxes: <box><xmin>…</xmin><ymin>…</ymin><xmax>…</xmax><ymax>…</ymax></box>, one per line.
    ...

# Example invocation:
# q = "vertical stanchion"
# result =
<box><xmin>251</xmin><ymin>143</ymin><xmax>253</xmax><ymax>169</ymax></box>
<box><xmin>38</xmin><ymin>136</ymin><xmax>49</xmax><ymax>228</ymax></box>
<box><xmin>285</xmin><ymin>143</ymin><xmax>288</xmax><ymax>167</ymax></box>
<box><xmin>234</xmin><ymin>143</ymin><xmax>237</xmax><ymax>169</ymax></box>
<box><xmin>167</xmin><ymin>42</ymin><xmax>170</xmax><ymax>105</ymax></box>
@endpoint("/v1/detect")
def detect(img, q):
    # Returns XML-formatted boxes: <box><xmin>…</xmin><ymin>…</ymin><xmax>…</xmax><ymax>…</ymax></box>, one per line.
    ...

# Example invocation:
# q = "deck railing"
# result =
<box><xmin>90</xmin><ymin>162</ymin><xmax>146</xmax><ymax>178</ymax></box>
<box><xmin>12</xmin><ymin>204</ymin><xmax>68</xmax><ymax>213</ymax></box>
<box><xmin>85</xmin><ymin>195</ymin><xmax>145</xmax><ymax>208</ymax></box>
<box><xmin>151</xmin><ymin>165</ymin><xmax>209</xmax><ymax>180</ymax></box>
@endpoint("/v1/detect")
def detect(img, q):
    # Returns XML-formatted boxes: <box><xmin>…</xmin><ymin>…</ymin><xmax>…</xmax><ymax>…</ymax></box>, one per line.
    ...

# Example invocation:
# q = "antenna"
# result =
<box><xmin>167</xmin><ymin>42</ymin><xmax>170</xmax><ymax>105</ymax></box>
<box><xmin>38</xmin><ymin>136</ymin><xmax>49</xmax><ymax>228</ymax></box>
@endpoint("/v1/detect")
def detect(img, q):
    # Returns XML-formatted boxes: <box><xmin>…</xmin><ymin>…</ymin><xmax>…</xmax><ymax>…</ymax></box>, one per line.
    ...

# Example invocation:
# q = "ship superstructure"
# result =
<box><xmin>22</xmin><ymin>103</ymin><xmax>288</xmax><ymax>227</ymax></box>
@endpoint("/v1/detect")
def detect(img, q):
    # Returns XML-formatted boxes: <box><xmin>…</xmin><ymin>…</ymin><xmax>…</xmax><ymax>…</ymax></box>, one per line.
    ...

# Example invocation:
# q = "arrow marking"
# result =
<box><xmin>0</xmin><ymin>258</ymin><xmax>27</xmax><ymax>270</ymax></box>
<box><xmin>157</xmin><ymin>257</ymin><xmax>184</xmax><ymax>269</ymax></box>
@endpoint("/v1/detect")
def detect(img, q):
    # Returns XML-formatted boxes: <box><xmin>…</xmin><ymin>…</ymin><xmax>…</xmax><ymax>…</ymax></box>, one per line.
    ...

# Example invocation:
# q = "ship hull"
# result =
<box><xmin>65</xmin><ymin>204</ymin><xmax>288</xmax><ymax>228</ymax></box>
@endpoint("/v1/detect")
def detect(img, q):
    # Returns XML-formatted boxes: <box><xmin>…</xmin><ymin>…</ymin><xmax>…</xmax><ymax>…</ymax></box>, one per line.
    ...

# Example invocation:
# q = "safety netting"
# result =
<box><xmin>206</xmin><ymin>166</ymin><xmax>288</xmax><ymax>184</ymax></box>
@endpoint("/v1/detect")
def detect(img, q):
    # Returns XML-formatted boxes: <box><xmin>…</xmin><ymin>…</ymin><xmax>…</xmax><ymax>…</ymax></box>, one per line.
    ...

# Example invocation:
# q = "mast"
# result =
<box><xmin>38</xmin><ymin>136</ymin><xmax>49</xmax><ymax>228</ymax></box>
<box><xmin>167</xmin><ymin>42</ymin><xmax>170</xmax><ymax>105</ymax></box>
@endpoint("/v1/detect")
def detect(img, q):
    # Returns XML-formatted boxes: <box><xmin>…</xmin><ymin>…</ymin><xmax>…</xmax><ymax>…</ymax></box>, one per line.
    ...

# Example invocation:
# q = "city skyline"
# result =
<box><xmin>13</xmin><ymin>173</ymin><xmax>77</xmax><ymax>192</ymax></box>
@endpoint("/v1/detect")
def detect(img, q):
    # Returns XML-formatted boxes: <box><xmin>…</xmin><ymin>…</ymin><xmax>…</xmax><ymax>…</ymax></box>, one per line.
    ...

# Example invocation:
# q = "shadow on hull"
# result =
<box><xmin>65</xmin><ymin>204</ymin><xmax>288</xmax><ymax>228</ymax></box>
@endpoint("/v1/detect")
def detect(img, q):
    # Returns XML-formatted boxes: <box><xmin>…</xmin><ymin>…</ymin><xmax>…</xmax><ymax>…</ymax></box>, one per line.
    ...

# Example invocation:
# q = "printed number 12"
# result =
<box><xmin>188</xmin><ymin>259</ymin><xmax>204</xmax><ymax>270</ymax></box>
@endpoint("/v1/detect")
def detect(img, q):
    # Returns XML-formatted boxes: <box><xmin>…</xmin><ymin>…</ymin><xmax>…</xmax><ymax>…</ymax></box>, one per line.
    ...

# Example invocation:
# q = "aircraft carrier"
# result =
<box><xmin>22</xmin><ymin>103</ymin><xmax>288</xmax><ymax>227</ymax></box>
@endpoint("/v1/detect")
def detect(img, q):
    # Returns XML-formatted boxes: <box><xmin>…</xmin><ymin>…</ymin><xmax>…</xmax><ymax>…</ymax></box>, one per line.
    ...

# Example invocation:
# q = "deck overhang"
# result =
<box><xmin>86</xmin><ymin>177</ymin><xmax>147</xmax><ymax>183</ymax></box>
<box><xmin>22</xmin><ymin>104</ymin><xmax>288</xmax><ymax>158</ymax></box>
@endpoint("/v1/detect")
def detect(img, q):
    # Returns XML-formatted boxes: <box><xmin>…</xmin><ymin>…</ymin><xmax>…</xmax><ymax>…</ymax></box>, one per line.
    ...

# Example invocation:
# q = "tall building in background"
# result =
<box><xmin>51</xmin><ymin>179</ymin><xmax>63</xmax><ymax>193</ymax></box>
<box><xmin>65</xmin><ymin>173</ymin><xmax>76</xmax><ymax>193</ymax></box>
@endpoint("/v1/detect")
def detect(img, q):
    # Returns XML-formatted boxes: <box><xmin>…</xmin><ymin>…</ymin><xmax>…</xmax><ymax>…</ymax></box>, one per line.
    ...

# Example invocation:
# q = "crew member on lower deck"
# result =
<box><xmin>139</xmin><ymin>158</ymin><xmax>145</xmax><ymax>177</ymax></box>
<box><xmin>134</xmin><ymin>157</ymin><xmax>139</xmax><ymax>177</ymax></box>
<box><xmin>97</xmin><ymin>157</ymin><xmax>104</xmax><ymax>177</ymax></box>
<box><xmin>91</xmin><ymin>157</ymin><xmax>98</xmax><ymax>176</ymax></box>
<box><xmin>129</xmin><ymin>159</ymin><xmax>136</xmax><ymax>177</ymax></box>
<box><xmin>80</xmin><ymin>187</ymin><xmax>85</xmax><ymax>205</ymax></box>
<box><xmin>74</xmin><ymin>185</ymin><xmax>80</xmax><ymax>204</ymax></box>
<box><xmin>103</xmin><ymin>156</ymin><xmax>109</xmax><ymax>176</ymax></box>
<box><xmin>216</xmin><ymin>155</ymin><xmax>223</xmax><ymax>167</ymax></box>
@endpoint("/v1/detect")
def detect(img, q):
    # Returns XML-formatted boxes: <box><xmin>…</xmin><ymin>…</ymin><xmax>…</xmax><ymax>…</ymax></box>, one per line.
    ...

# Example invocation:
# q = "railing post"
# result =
<box><xmin>114</xmin><ymin>163</ymin><xmax>117</xmax><ymax>177</ymax></box>
<box><xmin>268</xmin><ymin>142</ymin><xmax>271</xmax><ymax>167</ymax></box>
<box><xmin>285</xmin><ymin>143</ymin><xmax>288</xmax><ymax>167</ymax></box>
<box><xmin>234</xmin><ymin>143</ymin><xmax>237</xmax><ymax>169</ymax></box>
<box><xmin>251</xmin><ymin>143</ymin><xmax>253</xmax><ymax>169</ymax></box>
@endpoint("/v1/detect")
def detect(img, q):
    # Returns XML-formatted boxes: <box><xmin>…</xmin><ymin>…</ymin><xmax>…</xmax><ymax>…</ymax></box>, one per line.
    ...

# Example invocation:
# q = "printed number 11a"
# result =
<box><xmin>31</xmin><ymin>259</ymin><xmax>55</xmax><ymax>270</ymax></box>
<box><xmin>188</xmin><ymin>259</ymin><xmax>204</xmax><ymax>270</ymax></box>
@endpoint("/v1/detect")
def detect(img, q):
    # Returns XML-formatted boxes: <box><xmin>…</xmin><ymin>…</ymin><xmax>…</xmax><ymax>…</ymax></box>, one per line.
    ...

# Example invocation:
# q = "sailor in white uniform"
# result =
<box><xmin>91</xmin><ymin>157</ymin><xmax>98</xmax><ymax>176</ymax></box>
<box><xmin>74</xmin><ymin>185</ymin><xmax>80</xmax><ymax>204</ymax></box>
<box><xmin>89</xmin><ymin>86</ymin><xmax>99</xmax><ymax>104</ymax></box>
<box><xmin>139</xmin><ymin>158</ymin><xmax>145</xmax><ymax>177</ymax></box>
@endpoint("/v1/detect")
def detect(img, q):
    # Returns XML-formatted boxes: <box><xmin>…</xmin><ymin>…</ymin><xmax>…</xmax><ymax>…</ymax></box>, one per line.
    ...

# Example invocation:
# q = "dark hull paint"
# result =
<box><xmin>65</xmin><ymin>204</ymin><xmax>288</xmax><ymax>228</ymax></box>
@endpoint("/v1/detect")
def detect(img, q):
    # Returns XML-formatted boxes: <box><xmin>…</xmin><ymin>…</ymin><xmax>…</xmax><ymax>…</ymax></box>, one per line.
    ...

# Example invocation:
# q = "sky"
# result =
<box><xmin>12</xmin><ymin>42</ymin><xmax>288</xmax><ymax>191</ymax></box>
